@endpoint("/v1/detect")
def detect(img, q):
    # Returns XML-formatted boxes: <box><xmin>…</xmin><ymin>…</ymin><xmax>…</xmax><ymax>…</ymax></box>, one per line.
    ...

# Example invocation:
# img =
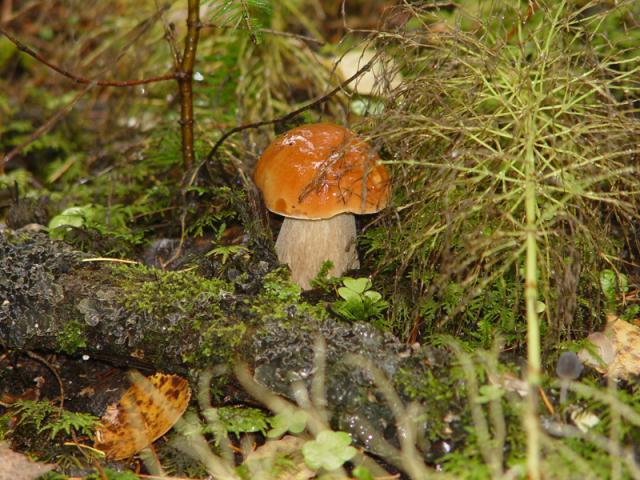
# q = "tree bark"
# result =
<box><xmin>177</xmin><ymin>0</ymin><xmax>201</xmax><ymax>171</ymax></box>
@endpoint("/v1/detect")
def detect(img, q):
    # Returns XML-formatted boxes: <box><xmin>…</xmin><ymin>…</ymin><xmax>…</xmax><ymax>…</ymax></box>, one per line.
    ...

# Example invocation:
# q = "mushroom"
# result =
<box><xmin>556</xmin><ymin>351</ymin><xmax>584</xmax><ymax>404</ymax></box>
<box><xmin>254</xmin><ymin>123</ymin><xmax>390</xmax><ymax>289</ymax></box>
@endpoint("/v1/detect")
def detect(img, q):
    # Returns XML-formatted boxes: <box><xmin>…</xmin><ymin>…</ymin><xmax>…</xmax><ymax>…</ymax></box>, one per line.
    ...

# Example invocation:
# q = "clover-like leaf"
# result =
<box><xmin>48</xmin><ymin>206</ymin><xmax>87</xmax><ymax>238</ymax></box>
<box><xmin>302</xmin><ymin>431</ymin><xmax>356</xmax><ymax>471</ymax></box>
<box><xmin>337</xmin><ymin>287</ymin><xmax>360</xmax><ymax>302</ymax></box>
<box><xmin>363</xmin><ymin>290</ymin><xmax>382</xmax><ymax>302</ymax></box>
<box><xmin>267</xmin><ymin>409</ymin><xmax>308</xmax><ymax>438</ymax></box>
<box><xmin>342</xmin><ymin>277</ymin><xmax>370</xmax><ymax>294</ymax></box>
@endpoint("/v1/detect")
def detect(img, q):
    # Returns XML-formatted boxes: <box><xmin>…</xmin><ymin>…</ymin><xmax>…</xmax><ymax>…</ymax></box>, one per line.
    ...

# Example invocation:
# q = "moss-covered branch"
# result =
<box><xmin>0</xmin><ymin>230</ymin><xmax>442</xmax><ymax>463</ymax></box>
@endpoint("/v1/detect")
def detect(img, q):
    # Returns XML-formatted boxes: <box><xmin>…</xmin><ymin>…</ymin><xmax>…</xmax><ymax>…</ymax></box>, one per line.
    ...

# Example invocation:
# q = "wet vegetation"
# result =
<box><xmin>1</xmin><ymin>0</ymin><xmax>640</xmax><ymax>479</ymax></box>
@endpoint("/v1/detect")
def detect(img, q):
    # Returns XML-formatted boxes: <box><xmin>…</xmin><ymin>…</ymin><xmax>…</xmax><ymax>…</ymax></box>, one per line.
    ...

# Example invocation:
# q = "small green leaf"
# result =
<box><xmin>267</xmin><ymin>409</ymin><xmax>308</xmax><ymax>438</ymax></box>
<box><xmin>337</xmin><ymin>287</ymin><xmax>360</xmax><ymax>301</ymax></box>
<box><xmin>302</xmin><ymin>431</ymin><xmax>356</xmax><ymax>471</ymax></box>
<box><xmin>352</xmin><ymin>466</ymin><xmax>374</xmax><ymax>480</ymax></box>
<box><xmin>363</xmin><ymin>291</ymin><xmax>382</xmax><ymax>302</ymax></box>
<box><xmin>600</xmin><ymin>269</ymin><xmax>617</xmax><ymax>302</ymax></box>
<box><xmin>48</xmin><ymin>206</ymin><xmax>89</xmax><ymax>239</ymax></box>
<box><xmin>342</xmin><ymin>277</ymin><xmax>370</xmax><ymax>294</ymax></box>
<box><xmin>332</xmin><ymin>277</ymin><xmax>387</xmax><ymax>322</ymax></box>
<box><xmin>622</xmin><ymin>304</ymin><xmax>640</xmax><ymax>321</ymax></box>
<box><xmin>207</xmin><ymin>244</ymin><xmax>248</xmax><ymax>264</ymax></box>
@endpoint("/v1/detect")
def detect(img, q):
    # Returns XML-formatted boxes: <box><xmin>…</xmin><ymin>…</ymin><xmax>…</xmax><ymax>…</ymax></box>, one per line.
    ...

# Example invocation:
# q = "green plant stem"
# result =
<box><xmin>178</xmin><ymin>0</ymin><xmax>201</xmax><ymax>171</ymax></box>
<box><xmin>524</xmin><ymin>110</ymin><xmax>541</xmax><ymax>480</ymax></box>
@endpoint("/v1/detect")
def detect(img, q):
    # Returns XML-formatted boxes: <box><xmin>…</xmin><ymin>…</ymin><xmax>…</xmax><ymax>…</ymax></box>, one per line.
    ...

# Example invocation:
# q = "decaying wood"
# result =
<box><xmin>0</xmin><ymin>230</ymin><xmax>409</xmax><ymax>376</ymax></box>
<box><xmin>0</xmin><ymin>229</ymin><xmax>435</xmax><ymax>461</ymax></box>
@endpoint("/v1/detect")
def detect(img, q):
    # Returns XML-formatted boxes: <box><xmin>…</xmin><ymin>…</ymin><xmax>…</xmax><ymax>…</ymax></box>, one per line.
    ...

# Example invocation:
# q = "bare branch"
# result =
<box><xmin>258</xmin><ymin>27</ymin><xmax>325</xmax><ymax>46</ymax></box>
<box><xmin>155</xmin><ymin>0</ymin><xmax>182</xmax><ymax>67</ymax></box>
<box><xmin>200</xmin><ymin>23</ymin><xmax>325</xmax><ymax>46</ymax></box>
<box><xmin>0</xmin><ymin>26</ymin><xmax>176</xmax><ymax>87</ymax></box>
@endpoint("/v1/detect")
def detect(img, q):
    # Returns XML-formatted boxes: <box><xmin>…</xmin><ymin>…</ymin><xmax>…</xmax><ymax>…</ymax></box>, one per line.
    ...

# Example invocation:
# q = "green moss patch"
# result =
<box><xmin>55</xmin><ymin>319</ymin><xmax>88</xmax><ymax>355</ymax></box>
<box><xmin>112</xmin><ymin>264</ymin><xmax>244</xmax><ymax>365</ymax></box>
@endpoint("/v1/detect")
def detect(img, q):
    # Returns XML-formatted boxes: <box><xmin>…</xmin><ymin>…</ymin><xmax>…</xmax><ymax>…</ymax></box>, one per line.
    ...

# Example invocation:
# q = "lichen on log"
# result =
<box><xmin>0</xmin><ymin>230</ymin><xmax>453</xmax><ymax>462</ymax></box>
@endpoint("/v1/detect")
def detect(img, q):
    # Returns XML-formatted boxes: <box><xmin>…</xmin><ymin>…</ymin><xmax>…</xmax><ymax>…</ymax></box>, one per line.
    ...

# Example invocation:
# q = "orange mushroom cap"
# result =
<box><xmin>254</xmin><ymin>123</ymin><xmax>390</xmax><ymax>219</ymax></box>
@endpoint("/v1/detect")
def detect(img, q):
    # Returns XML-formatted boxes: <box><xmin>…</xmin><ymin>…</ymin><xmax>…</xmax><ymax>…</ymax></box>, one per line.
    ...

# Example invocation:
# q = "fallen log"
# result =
<box><xmin>0</xmin><ymin>229</ymin><xmax>450</xmax><ymax>462</ymax></box>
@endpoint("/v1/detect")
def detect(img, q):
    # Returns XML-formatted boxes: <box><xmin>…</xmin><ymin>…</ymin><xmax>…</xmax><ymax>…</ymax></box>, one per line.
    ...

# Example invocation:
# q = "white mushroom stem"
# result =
<box><xmin>275</xmin><ymin>213</ymin><xmax>359</xmax><ymax>290</ymax></box>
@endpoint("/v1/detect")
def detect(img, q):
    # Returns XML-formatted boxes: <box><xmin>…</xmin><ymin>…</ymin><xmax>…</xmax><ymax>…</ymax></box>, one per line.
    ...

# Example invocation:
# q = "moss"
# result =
<box><xmin>251</xmin><ymin>268</ymin><xmax>328</xmax><ymax>322</ymax></box>
<box><xmin>103</xmin><ymin>265</ymin><xmax>329</xmax><ymax>367</ymax></box>
<box><xmin>261</xmin><ymin>269</ymin><xmax>302</xmax><ymax>304</ymax></box>
<box><xmin>394</xmin><ymin>357</ymin><xmax>465</xmax><ymax>441</ymax></box>
<box><xmin>181</xmin><ymin>320</ymin><xmax>246</xmax><ymax>364</ymax></box>
<box><xmin>55</xmin><ymin>319</ymin><xmax>88</xmax><ymax>355</ymax></box>
<box><xmin>114</xmin><ymin>264</ymin><xmax>233</xmax><ymax>320</ymax></box>
<box><xmin>111</xmin><ymin>264</ymin><xmax>245</xmax><ymax>365</ymax></box>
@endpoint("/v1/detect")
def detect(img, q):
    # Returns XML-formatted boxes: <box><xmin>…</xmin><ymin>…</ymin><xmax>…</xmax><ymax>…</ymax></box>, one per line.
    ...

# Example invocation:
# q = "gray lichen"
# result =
<box><xmin>0</xmin><ymin>231</ymin><xmax>79</xmax><ymax>348</ymax></box>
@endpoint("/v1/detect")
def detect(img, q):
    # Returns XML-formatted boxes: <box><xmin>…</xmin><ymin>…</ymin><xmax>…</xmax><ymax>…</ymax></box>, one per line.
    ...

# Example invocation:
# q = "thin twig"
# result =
<box><xmin>159</xmin><ymin>209</ymin><xmax>188</xmax><ymax>269</ymax></box>
<box><xmin>202</xmin><ymin>51</ymin><xmax>381</xmax><ymax>165</ymax></box>
<box><xmin>258</xmin><ymin>27</ymin><xmax>325</xmax><ymax>45</ymax></box>
<box><xmin>2</xmin><ymin>8</ymin><xmax>173</xmax><ymax>169</ymax></box>
<box><xmin>199</xmin><ymin>23</ymin><xmax>325</xmax><ymax>45</ymax></box>
<box><xmin>505</xmin><ymin>2</ymin><xmax>540</xmax><ymax>43</ymax></box>
<box><xmin>0</xmin><ymin>27</ymin><xmax>176</xmax><ymax>87</ymax></box>
<box><xmin>25</xmin><ymin>351</ymin><xmax>65</xmax><ymax>411</ymax></box>
<box><xmin>239</xmin><ymin>0</ymin><xmax>257</xmax><ymax>44</ymax></box>
<box><xmin>1</xmin><ymin>0</ymin><xmax>38</xmax><ymax>26</ymax></box>
<box><xmin>539</xmin><ymin>385</ymin><xmax>555</xmax><ymax>415</ymax></box>
<box><xmin>155</xmin><ymin>0</ymin><xmax>182</xmax><ymax>67</ymax></box>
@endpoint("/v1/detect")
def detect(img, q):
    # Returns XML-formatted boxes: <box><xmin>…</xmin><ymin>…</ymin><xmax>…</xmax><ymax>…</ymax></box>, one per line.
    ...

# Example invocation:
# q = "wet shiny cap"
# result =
<box><xmin>254</xmin><ymin>123</ymin><xmax>390</xmax><ymax>219</ymax></box>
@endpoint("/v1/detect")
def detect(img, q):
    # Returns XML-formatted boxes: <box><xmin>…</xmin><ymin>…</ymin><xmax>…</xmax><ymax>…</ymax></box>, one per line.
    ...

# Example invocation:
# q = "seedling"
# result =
<box><xmin>331</xmin><ymin>277</ymin><xmax>388</xmax><ymax>323</ymax></box>
<box><xmin>302</xmin><ymin>431</ymin><xmax>356</xmax><ymax>471</ymax></box>
<box><xmin>267</xmin><ymin>410</ymin><xmax>308</xmax><ymax>438</ymax></box>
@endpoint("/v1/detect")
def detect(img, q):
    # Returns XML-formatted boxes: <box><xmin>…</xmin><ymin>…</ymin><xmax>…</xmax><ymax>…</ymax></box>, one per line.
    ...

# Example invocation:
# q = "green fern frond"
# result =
<box><xmin>6</xmin><ymin>400</ymin><xmax>98</xmax><ymax>440</ymax></box>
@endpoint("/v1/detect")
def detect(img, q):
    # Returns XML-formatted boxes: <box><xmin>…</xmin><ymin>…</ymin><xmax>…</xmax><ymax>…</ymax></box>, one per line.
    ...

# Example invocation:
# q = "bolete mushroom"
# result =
<box><xmin>254</xmin><ymin>123</ymin><xmax>389</xmax><ymax>289</ymax></box>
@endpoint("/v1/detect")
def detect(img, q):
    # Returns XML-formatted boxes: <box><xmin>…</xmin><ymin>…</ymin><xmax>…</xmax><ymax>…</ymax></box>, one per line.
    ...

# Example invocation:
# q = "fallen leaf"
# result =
<box><xmin>0</xmin><ymin>442</ymin><xmax>55</xmax><ymax>480</ymax></box>
<box><xmin>579</xmin><ymin>314</ymin><xmax>640</xmax><ymax>379</ymax></box>
<box><xmin>94</xmin><ymin>371</ymin><xmax>191</xmax><ymax>460</ymax></box>
<box><xmin>570</xmin><ymin>408</ymin><xmax>600</xmax><ymax>433</ymax></box>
